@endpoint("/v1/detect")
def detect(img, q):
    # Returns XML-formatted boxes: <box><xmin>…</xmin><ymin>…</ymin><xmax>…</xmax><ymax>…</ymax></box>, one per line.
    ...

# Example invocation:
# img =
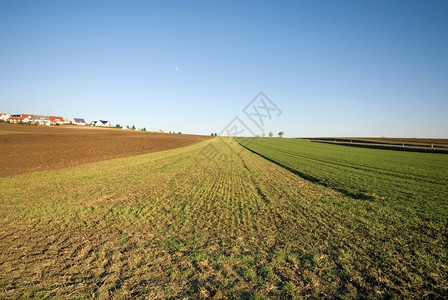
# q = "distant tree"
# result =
<box><xmin>278</xmin><ymin>131</ymin><xmax>284</xmax><ymax>138</ymax></box>
<box><xmin>126</xmin><ymin>125</ymin><xmax>130</xmax><ymax>129</ymax></box>
<box><xmin>178</xmin><ymin>132</ymin><xmax>181</xmax><ymax>134</ymax></box>
<box><xmin>211</xmin><ymin>133</ymin><xmax>214</xmax><ymax>136</ymax></box>
<box><xmin>131</xmin><ymin>125</ymin><xmax>136</xmax><ymax>130</ymax></box>
<box><xmin>269</xmin><ymin>131</ymin><xmax>273</xmax><ymax>137</ymax></box>
<box><xmin>141</xmin><ymin>127</ymin><xmax>146</xmax><ymax>131</ymax></box>
<box><xmin>115</xmin><ymin>124</ymin><xmax>121</xmax><ymax>128</ymax></box>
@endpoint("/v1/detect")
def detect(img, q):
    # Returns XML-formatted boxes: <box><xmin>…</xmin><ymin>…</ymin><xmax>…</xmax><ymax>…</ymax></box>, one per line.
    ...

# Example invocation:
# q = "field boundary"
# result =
<box><xmin>301</xmin><ymin>139</ymin><xmax>448</xmax><ymax>154</ymax></box>
<box><xmin>235</xmin><ymin>138</ymin><xmax>375</xmax><ymax>201</ymax></box>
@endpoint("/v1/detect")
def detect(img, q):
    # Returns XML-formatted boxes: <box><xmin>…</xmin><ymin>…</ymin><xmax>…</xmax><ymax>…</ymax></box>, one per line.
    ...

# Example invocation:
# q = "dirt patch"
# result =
<box><xmin>0</xmin><ymin>123</ymin><xmax>211</xmax><ymax>177</ymax></box>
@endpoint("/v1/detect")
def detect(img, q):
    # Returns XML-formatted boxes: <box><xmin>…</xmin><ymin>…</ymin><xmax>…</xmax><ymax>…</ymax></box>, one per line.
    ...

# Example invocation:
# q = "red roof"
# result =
<box><xmin>20</xmin><ymin>114</ymin><xmax>34</xmax><ymax>120</ymax></box>
<box><xmin>49</xmin><ymin>116</ymin><xmax>64</xmax><ymax>121</ymax></box>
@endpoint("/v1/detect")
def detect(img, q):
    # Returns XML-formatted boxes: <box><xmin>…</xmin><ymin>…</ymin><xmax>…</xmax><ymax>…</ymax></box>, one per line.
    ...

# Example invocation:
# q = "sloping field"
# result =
<box><xmin>0</xmin><ymin>123</ymin><xmax>211</xmax><ymax>177</ymax></box>
<box><xmin>1</xmin><ymin>137</ymin><xmax>447</xmax><ymax>298</ymax></box>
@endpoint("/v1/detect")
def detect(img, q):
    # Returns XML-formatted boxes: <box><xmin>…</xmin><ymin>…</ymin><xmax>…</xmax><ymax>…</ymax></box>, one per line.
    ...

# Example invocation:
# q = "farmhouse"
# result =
<box><xmin>73</xmin><ymin>118</ymin><xmax>87</xmax><ymax>126</ymax></box>
<box><xmin>90</xmin><ymin>120</ymin><xmax>110</xmax><ymax>127</ymax></box>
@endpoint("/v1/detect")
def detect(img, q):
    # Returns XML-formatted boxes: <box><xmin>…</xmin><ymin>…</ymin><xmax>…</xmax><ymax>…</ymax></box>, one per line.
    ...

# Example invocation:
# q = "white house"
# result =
<box><xmin>73</xmin><ymin>118</ymin><xmax>87</xmax><ymax>126</ymax></box>
<box><xmin>0</xmin><ymin>113</ymin><xmax>10</xmax><ymax>122</ymax></box>
<box><xmin>97</xmin><ymin>120</ymin><xmax>110</xmax><ymax>127</ymax></box>
<box><xmin>9</xmin><ymin>114</ymin><xmax>21</xmax><ymax>123</ymax></box>
<box><xmin>20</xmin><ymin>114</ymin><xmax>34</xmax><ymax>123</ymax></box>
<box><xmin>49</xmin><ymin>116</ymin><xmax>65</xmax><ymax>125</ymax></box>
<box><xmin>90</xmin><ymin>120</ymin><xmax>110</xmax><ymax>127</ymax></box>
<box><xmin>33</xmin><ymin>115</ymin><xmax>51</xmax><ymax>126</ymax></box>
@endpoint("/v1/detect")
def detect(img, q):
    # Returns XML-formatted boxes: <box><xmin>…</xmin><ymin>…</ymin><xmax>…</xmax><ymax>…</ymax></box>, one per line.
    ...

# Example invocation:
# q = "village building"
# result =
<box><xmin>49</xmin><ymin>116</ymin><xmax>65</xmax><ymax>125</ymax></box>
<box><xmin>9</xmin><ymin>114</ymin><xmax>21</xmax><ymax>123</ymax></box>
<box><xmin>8</xmin><ymin>114</ymin><xmax>34</xmax><ymax>123</ymax></box>
<box><xmin>2</xmin><ymin>112</ymin><xmax>110</xmax><ymax>127</ymax></box>
<box><xmin>90</xmin><ymin>120</ymin><xmax>110</xmax><ymax>127</ymax></box>
<box><xmin>59</xmin><ymin>118</ymin><xmax>71</xmax><ymax>124</ymax></box>
<box><xmin>73</xmin><ymin>118</ymin><xmax>87</xmax><ymax>125</ymax></box>
<box><xmin>20</xmin><ymin>114</ymin><xmax>34</xmax><ymax>123</ymax></box>
<box><xmin>33</xmin><ymin>115</ymin><xmax>51</xmax><ymax>126</ymax></box>
<box><xmin>0</xmin><ymin>113</ymin><xmax>10</xmax><ymax>122</ymax></box>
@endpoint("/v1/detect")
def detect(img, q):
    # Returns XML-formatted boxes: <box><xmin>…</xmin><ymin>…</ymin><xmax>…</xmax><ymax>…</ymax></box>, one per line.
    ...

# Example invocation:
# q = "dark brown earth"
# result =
<box><xmin>0</xmin><ymin>123</ymin><xmax>211</xmax><ymax>177</ymax></box>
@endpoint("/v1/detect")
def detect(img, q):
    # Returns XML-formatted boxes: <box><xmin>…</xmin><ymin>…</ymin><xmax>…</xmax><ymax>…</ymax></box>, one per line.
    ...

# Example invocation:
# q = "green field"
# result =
<box><xmin>1</xmin><ymin>137</ymin><xmax>447</xmax><ymax>298</ymax></box>
<box><xmin>237</xmin><ymin>137</ymin><xmax>448</xmax><ymax>222</ymax></box>
<box><xmin>236</xmin><ymin>137</ymin><xmax>448</xmax><ymax>294</ymax></box>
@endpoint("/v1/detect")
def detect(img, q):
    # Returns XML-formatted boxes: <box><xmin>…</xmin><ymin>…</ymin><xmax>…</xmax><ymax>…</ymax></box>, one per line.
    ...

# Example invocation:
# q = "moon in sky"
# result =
<box><xmin>175</xmin><ymin>67</ymin><xmax>179</xmax><ymax>71</ymax></box>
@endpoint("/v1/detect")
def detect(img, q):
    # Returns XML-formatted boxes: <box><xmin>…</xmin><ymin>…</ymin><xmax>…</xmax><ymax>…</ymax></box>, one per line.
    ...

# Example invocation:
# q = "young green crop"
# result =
<box><xmin>236</xmin><ymin>137</ymin><xmax>448</xmax><ymax>223</ymax></box>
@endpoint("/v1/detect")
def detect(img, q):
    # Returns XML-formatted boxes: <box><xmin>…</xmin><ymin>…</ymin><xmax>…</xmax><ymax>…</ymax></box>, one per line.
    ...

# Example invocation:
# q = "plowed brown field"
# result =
<box><xmin>0</xmin><ymin>124</ymin><xmax>211</xmax><ymax>177</ymax></box>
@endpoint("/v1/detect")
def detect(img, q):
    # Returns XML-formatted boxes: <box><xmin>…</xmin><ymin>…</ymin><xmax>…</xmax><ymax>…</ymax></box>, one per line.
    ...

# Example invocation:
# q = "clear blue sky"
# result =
<box><xmin>1</xmin><ymin>0</ymin><xmax>447</xmax><ymax>137</ymax></box>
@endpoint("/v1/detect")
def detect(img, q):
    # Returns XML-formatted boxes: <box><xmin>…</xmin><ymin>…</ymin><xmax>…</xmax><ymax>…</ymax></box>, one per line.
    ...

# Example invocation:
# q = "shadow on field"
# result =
<box><xmin>237</xmin><ymin>141</ymin><xmax>375</xmax><ymax>201</ymax></box>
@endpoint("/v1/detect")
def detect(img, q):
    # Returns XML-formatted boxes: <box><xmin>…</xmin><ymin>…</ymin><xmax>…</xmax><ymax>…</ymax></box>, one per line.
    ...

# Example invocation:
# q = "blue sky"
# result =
<box><xmin>1</xmin><ymin>0</ymin><xmax>447</xmax><ymax>137</ymax></box>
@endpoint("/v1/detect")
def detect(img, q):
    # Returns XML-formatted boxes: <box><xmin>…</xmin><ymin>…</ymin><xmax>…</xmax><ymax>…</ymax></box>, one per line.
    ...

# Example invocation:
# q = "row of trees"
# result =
<box><xmin>269</xmin><ymin>131</ymin><xmax>284</xmax><ymax>137</ymax></box>
<box><xmin>210</xmin><ymin>132</ymin><xmax>284</xmax><ymax>137</ymax></box>
<box><xmin>115</xmin><ymin>124</ymin><xmax>146</xmax><ymax>131</ymax></box>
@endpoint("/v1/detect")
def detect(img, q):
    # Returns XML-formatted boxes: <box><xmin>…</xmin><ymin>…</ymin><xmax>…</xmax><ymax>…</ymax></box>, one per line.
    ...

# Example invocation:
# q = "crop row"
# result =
<box><xmin>236</xmin><ymin>137</ymin><xmax>448</xmax><ymax>223</ymax></box>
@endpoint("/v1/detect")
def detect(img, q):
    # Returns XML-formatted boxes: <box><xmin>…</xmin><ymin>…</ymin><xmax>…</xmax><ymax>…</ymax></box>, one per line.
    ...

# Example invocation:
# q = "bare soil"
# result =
<box><xmin>0</xmin><ymin>123</ymin><xmax>211</xmax><ymax>177</ymax></box>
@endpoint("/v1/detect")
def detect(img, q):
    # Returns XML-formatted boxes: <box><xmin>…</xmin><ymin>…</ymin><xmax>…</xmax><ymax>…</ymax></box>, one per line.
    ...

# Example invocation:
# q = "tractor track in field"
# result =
<box><xmin>236</xmin><ymin>138</ymin><xmax>376</xmax><ymax>201</ymax></box>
